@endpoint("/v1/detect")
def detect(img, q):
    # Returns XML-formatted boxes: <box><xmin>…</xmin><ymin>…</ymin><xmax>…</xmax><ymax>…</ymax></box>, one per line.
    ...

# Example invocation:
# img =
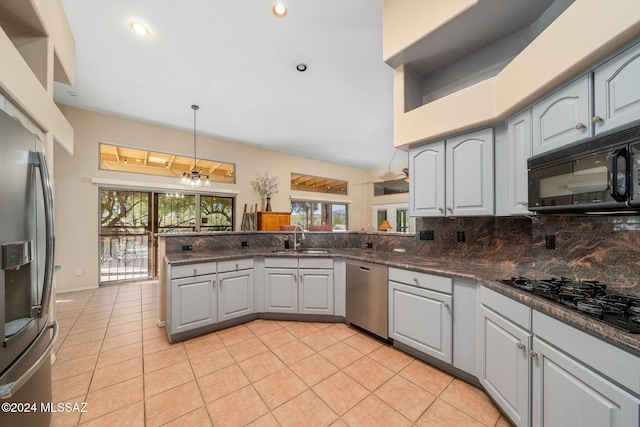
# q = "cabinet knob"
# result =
<box><xmin>575</xmin><ymin>122</ymin><xmax>586</xmax><ymax>130</ymax></box>
<box><xmin>193</xmin><ymin>268</ymin><xmax>198</xmax><ymax>275</ymax></box>
<box><xmin>516</xmin><ymin>342</ymin><xmax>525</xmax><ymax>350</ymax></box>
<box><xmin>235</xmin><ymin>263</ymin><xmax>239</xmax><ymax>270</ymax></box>
<box><xmin>447</xmin><ymin>207</ymin><xmax>453</xmax><ymax>213</ymax></box>
<box><xmin>438</xmin><ymin>207</ymin><xmax>444</xmax><ymax>213</ymax></box>
<box><xmin>443</xmin><ymin>302</ymin><xmax>450</xmax><ymax>309</ymax></box>
<box><xmin>528</xmin><ymin>350</ymin><xmax>538</xmax><ymax>359</ymax></box>
<box><xmin>413</xmin><ymin>277</ymin><xmax>419</xmax><ymax>284</ymax></box>
<box><xmin>591</xmin><ymin>115</ymin><xmax>602</xmax><ymax>124</ymax></box>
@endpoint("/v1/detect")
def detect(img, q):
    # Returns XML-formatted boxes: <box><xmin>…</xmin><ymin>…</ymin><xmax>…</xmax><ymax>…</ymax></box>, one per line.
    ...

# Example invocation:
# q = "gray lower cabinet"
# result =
<box><xmin>388</xmin><ymin>268</ymin><xmax>452</xmax><ymax>364</ymax></box>
<box><xmin>299</xmin><ymin>268</ymin><xmax>334</xmax><ymax>315</ymax></box>
<box><xmin>169</xmin><ymin>273</ymin><xmax>217</xmax><ymax>336</ymax></box>
<box><xmin>479</xmin><ymin>286</ymin><xmax>640</xmax><ymax>427</ymax></box>
<box><xmin>166</xmin><ymin>259</ymin><xmax>255</xmax><ymax>340</ymax></box>
<box><xmin>264</xmin><ymin>257</ymin><xmax>334</xmax><ymax>315</ymax></box>
<box><xmin>264</xmin><ymin>267</ymin><xmax>298</xmax><ymax>314</ymax></box>
<box><xmin>478</xmin><ymin>289</ymin><xmax>531</xmax><ymax>427</ymax></box>
<box><xmin>217</xmin><ymin>259</ymin><xmax>255</xmax><ymax>322</ymax></box>
<box><xmin>532</xmin><ymin>311</ymin><xmax>640</xmax><ymax>427</ymax></box>
<box><xmin>532</xmin><ymin>337</ymin><xmax>639</xmax><ymax>427</ymax></box>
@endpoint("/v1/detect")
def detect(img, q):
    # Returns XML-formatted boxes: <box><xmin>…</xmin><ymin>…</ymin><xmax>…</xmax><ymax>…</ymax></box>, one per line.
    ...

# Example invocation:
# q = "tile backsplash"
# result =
<box><xmin>531</xmin><ymin>215</ymin><xmax>640</xmax><ymax>295</ymax></box>
<box><xmin>161</xmin><ymin>213</ymin><xmax>640</xmax><ymax>296</ymax></box>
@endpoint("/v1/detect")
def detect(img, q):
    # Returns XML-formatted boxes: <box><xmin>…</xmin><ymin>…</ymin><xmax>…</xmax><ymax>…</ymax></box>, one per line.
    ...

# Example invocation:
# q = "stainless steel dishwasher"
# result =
<box><xmin>346</xmin><ymin>260</ymin><xmax>388</xmax><ymax>339</ymax></box>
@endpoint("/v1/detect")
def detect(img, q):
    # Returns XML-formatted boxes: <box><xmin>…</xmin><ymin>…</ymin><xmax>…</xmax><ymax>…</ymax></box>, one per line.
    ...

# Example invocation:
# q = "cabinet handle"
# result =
<box><xmin>516</xmin><ymin>342</ymin><xmax>525</xmax><ymax>350</ymax></box>
<box><xmin>591</xmin><ymin>115</ymin><xmax>602</xmax><ymax>124</ymax></box>
<box><xmin>519</xmin><ymin>201</ymin><xmax>528</xmax><ymax>206</ymax></box>
<box><xmin>413</xmin><ymin>277</ymin><xmax>419</xmax><ymax>284</ymax></box>
<box><xmin>575</xmin><ymin>122</ymin><xmax>585</xmax><ymax>130</ymax></box>
<box><xmin>528</xmin><ymin>350</ymin><xmax>538</xmax><ymax>359</ymax></box>
<box><xmin>193</xmin><ymin>268</ymin><xmax>198</xmax><ymax>275</ymax></box>
<box><xmin>447</xmin><ymin>207</ymin><xmax>453</xmax><ymax>213</ymax></box>
<box><xmin>443</xmin><ymin>303</ymin><xmax>450</xmax><ymax>309</ymax></box>
<box><xmin>235</xmin><ymin>263</ymin><xmax>239</xmax><ymax>270</ymax></box>
<box><xmin>438</xmin><ymin>207</ymin><xmax>444</xmax><ymax>213</ymax></box>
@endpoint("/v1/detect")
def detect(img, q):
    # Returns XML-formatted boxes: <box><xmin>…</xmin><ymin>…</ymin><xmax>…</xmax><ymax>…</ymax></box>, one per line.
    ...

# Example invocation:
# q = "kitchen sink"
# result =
<box><xmin>271</xmin><ymin>249</ymin><xmax>329</xmax><ymax>254</ymax></box>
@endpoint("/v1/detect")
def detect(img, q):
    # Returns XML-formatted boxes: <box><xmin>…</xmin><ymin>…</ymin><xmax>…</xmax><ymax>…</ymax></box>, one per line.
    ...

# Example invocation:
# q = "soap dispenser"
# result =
<box><xmin>284</xmin><ymin>235</ymin><xmax>290</xmax><ymax>250</ymax></box>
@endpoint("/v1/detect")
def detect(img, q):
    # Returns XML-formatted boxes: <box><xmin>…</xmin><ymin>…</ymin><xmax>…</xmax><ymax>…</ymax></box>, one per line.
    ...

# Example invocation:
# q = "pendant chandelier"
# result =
<box><xmin>181</xmin><ymin>104</ymin><xmax>210</xmax><ymax>187</ymax></box>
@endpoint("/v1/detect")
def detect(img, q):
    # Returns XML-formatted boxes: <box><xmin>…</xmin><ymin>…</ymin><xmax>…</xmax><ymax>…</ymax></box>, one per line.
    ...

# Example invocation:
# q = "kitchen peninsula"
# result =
<box><xmin>158</xmin><ymin>227</ymin><xmax>640</xmax><ymax>426</ymax></box>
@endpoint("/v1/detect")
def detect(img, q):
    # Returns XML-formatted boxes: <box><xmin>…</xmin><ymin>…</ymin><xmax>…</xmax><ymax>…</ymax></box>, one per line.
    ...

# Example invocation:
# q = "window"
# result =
<box><xmin>155</xmin><ymin>193</ymin><xmax>235</xmax><ymax>233</ymax></box>
<box><xmin>99</xmin><ymin>189</ymin><xmax>235</xmax><ymax>284</ymax></box>
<box><xmin>373</xmin><ymin>203</ymin><xmax>413</xmax><ymax>233</ymax></box>
<box><xmin>156</xmin><ymin>194</ymin><xmax>196</xmax><ymax>232</ymax></box>
<box><xmin>99</xmin><ymin>143</ymin><xmax>235</xmax><ymax>184</ymax></box>
<box><xmin>290</xmin><ymin>200</ymin><xmax>348</xmax><ymax>231</ymax></box>
<box><xmin>200</xmin><ymin>196</ymin><xmax>234</xmax><ymax>231</ymax></box>
<box><xmin>100</xmin><ymin>190</ymin><xmax>151</xmax><ymax>282</ymax></box>
<box><xmin>373</xmin><ymin>178</ymin><xmax>409</xmax><ymax>196</ymax></box>
<box><xmin>291</xmin><ymin>173</ymin><xmax>347</xmax><ymax>195</ymax></box>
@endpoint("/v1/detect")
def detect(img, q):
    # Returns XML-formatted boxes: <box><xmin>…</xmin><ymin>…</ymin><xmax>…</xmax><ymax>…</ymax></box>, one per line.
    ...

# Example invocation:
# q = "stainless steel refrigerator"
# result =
<box><xmin>0</xmin><ymin>108</ymin><xmax>58</xmax><ymax>426</ymax></box>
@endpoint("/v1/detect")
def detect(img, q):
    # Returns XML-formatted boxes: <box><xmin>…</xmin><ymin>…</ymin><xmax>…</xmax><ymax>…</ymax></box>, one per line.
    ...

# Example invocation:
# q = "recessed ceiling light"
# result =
<box><xmin>273</xmin><ymin>2</ymin><xmax>287</xmax><ymax>18</ymax></box>
<box><xmin>129</xmin><ymin>21</ymin><xmax>150</xmax><ymax>36</ymax></box>
<box><xmin>296</xmin><ymin>63</ymin><xmax>307</xmax><ymax>72</ymax></box>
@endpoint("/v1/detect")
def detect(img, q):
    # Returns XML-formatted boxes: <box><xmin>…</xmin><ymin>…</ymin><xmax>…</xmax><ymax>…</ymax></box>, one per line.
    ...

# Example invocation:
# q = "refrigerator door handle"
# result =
<box><xmin>30</xmin><ymin>150</ymin><xmax>55</xmax><ymax>318</ymax></box>
<box><xmin>0</xmin><ymin>321</ymin><xmax>58</xmax><ymax>399</ymax></box>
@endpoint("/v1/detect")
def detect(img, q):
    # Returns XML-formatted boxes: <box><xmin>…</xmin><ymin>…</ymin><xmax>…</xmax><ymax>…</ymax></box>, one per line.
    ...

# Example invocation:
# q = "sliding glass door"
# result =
<box><xmin>100</xmin><ymin>190</ymin><xmax>235</xmax><ymax>283</ymax></box>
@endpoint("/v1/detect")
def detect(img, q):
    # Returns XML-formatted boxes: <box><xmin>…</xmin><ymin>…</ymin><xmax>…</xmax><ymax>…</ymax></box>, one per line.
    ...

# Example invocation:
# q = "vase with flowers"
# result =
<box><xmin>250</xmin><ymin>172</ymin><xmax>279</xmax><ymax>211</ymax></box>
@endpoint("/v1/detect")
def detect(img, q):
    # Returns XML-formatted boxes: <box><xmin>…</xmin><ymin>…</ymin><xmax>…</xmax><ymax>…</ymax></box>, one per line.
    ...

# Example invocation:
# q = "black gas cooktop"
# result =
<box><xmin>499</xmin><ymin>277</ymin><xmax>640</xmax><ymax>334</ymax></box>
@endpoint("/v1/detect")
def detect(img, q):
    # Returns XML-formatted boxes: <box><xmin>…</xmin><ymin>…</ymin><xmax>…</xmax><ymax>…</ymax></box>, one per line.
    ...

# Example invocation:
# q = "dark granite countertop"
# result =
<box><xmin>164</xmin><ymin>248</ymin><xmax>640</xmax><ymax>357</ymax></box>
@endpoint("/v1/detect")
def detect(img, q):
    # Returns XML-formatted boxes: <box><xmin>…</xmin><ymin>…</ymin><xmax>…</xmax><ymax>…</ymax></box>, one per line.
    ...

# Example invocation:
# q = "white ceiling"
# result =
<box><xmin>53</xmin><ymin>0</ymin><xmax>397</xmax><ymax>170</ymax></box>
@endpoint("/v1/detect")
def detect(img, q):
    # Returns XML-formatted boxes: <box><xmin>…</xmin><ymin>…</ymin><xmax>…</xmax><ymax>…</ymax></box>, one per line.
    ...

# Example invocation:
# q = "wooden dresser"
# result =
<box><xmin>256</xmin><ymin>212</ymin><xmax>291</xmax><ymax>231</ymax></box>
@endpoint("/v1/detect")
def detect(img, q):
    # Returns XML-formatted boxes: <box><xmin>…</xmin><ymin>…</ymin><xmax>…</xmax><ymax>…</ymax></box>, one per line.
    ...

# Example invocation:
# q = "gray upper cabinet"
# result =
<box><xmin>410</xmin><ymin>128</ymin><xmax>494</xmax><ymax>217</ymax></box>
<box><xmin>409</xmin><ymin>140</ymin><xmax>446</xmax><ymax>216</ymax></box>
<box><xmin>594</xmin><ymin>40</ymin><xmax>640</xmax><ymax>135</ymax></box>
<box><xmin>532</xmin><ymin>75</ymin><xmax>591</xmax><ymax>156</ymax></box>
<box><xmin>506</xmin><ymin>110</ymin><xmax>532</xmax><ymax>215</ymax></box>
<box><xmin>446</xmin><ymin>128</ymin><xmax>494</xmax><ymax>216</ymax></box>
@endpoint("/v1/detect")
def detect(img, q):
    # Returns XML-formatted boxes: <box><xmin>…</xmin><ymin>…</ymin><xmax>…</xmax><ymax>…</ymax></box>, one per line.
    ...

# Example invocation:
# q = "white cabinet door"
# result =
<box><xmin>446</xmin><ymin>128</ymin><xmax>494</xmax><ymax>216</ymax></box>
<box><xmin>299</xmin><ymin>269</ymin><xmax>334</xmax><ymax>315</ymax></box>
<box><xmin>532</xmin><ymin>75</ymin><xmax>591</xmax><ymax>155</ymax></box>
<box><xmin>532</xmin><ymin>337</ymin><xmax>640</xmax><ymax>427</ymax></box>
<box><xmin>479</xmin><ymin>306</ymin><xmax>531</xmax><ymax>427</ymax></box>
<box><xmin>170</xmin><ymin>274</ymin><xmax>217</xmax><ymax>335</ymax></box>
<box><xmin>264</xmin><ymin>268</ymin><xmax>298</xmax><ymax>314</ymax></box>
<box><xmin>389</xmin><ymin>281</ymin><xmax>452</xmax><ymax>364</ymax></box>
<box><xmin>594</xmin><ymin>41</ymin><xmax>640</xmax><ymax>134</ymax></box>
<box><xmin>409</xmin><ymin>140</ymin><xmax>446</xmax><ymax>216</ymax></box>
<box><xmin>506</xmin><ymin>110</ymin><xmax>532</xmax><ymax>215</ymax></box>
<box><xmin>218</xmin><ymin>269</ymin><xmax>254</xmax><ymax>322</ymax></box>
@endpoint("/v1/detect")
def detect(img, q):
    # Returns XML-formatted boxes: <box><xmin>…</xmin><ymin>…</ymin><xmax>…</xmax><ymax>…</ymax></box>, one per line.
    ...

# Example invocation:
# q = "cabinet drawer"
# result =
<box><xmin>265</xmin><ymin>257</ymin><xmax>298</xmax><ymax>268</ymax></box>
<box><xmin>218</xmin><ymin>258</ymin><xmax>254</xmax><ymax>273</ymax></box>
<box><xmin>480</xmin><ymin>286</ymin><xmax>531</xmax><ymax>330</ymax></box>
<box><xmin>299</xmin><ymin>258</ymin><xmax>333</xmax><ymax>269</ymax></box>
<box><xmin>533</xmin><ymin>310</ymin><xmax>640</xmax><ymax>396</ymax></box>
<box><xmin>389</xmin><ymin>267</ymin><xmax>452</xmax><ymax>294</ymax></box>
<box><xmin>171</xmin><ymin>262</ymin><xmax>216</xmax><ymax>279</ymax></box>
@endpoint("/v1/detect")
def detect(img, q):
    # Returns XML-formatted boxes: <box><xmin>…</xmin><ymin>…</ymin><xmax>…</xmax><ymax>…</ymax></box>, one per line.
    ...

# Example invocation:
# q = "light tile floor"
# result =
<box><xmin>51</xmin><ymin>280</ymin><xmax>514</xmax><ymax>427</ymax></box>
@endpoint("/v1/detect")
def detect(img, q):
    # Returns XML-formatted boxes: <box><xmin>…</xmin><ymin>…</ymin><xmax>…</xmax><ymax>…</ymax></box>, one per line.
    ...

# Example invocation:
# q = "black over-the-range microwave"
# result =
<box><xmin>528</xmin><ymin>124</ymin><xmax>640</xmax><ymax>212</ymax></box>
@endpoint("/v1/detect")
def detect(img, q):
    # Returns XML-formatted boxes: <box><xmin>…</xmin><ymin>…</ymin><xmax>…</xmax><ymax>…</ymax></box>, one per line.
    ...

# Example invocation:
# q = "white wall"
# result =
<box><xmin>54</xmin><ymin>106</ymin><xmax>376</xmax><ymax>292</ymax></box>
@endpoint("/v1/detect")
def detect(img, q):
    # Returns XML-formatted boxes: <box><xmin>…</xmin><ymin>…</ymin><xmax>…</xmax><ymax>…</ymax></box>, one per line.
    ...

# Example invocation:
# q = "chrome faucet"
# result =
<box><xmin>293</xmin><ymin>224</ymin><xmax>305</xmax><ymax>250</ymax></box>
